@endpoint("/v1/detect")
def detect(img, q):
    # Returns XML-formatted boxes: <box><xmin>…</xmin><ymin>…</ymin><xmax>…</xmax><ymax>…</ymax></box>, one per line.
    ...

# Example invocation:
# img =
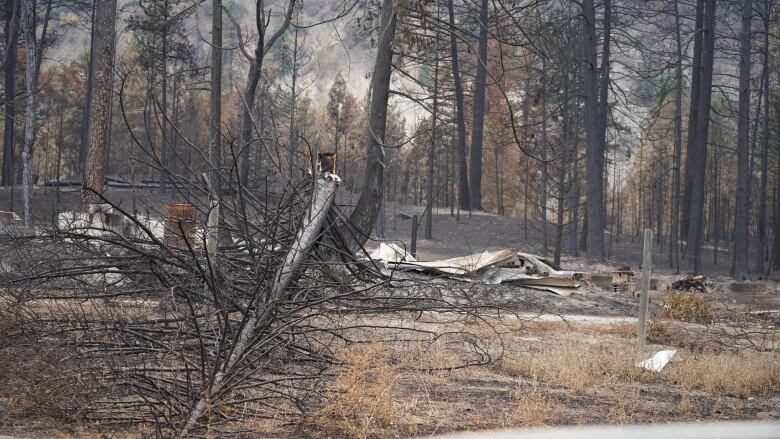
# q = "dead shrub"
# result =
<box><xmin>668</xmin><ymin>351</ymin><xmax>779</xmax><ymax>397</ymax></box>
<box><xmin>647</xmin><ymin>320</ymin><xmax>672</xmax><ymax>345</ymax></box>
<box><xmin>657</xmin><ymin>290</ymin><xmax>713</xmax><ymax>324</ymax></box>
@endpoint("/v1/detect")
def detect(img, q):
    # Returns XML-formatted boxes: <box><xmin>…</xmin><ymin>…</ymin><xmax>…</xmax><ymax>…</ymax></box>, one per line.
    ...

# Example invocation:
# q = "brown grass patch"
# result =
<box><xmin>667</xmin><ymin>350</ymin><xmax>779</xmax><ymax>397</ymax></box>
<box><xmin>499</xmin><ymin>341</ymin><xmax>643</xmax><ymax>392</ymax></box>
<box><xmin>507</xmin><ymin>383</ymin><xmax>563</xmax><ymax>427</ymax></box>
<box><xmin>307</xmin><ymin>343</ymin><xmax>413</xmax><ymax>438</ymax></box>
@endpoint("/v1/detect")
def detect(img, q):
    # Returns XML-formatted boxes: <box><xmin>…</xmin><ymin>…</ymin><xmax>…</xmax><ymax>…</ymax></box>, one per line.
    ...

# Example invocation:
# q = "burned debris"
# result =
<box><xmin>0</xmin><ymin>170</ymin><xmax>506</xmax><ymax>436</ymax></box>
<box><xmin>367</xmin><ymin>244</ymin><xmax>583</xmax><ymax>296</ymax></box>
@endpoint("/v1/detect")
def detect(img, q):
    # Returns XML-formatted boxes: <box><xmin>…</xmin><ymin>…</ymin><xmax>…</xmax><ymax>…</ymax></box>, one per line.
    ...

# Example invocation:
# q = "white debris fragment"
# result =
<box><xmin>637</xmin><ymin>349</ymin><xmax>679</xmax><ymax>372</ymax></box>
<box><xmin>369</xmin><ymin>242</ymin><xmax>415</xmax><ymax>263</ymax></box>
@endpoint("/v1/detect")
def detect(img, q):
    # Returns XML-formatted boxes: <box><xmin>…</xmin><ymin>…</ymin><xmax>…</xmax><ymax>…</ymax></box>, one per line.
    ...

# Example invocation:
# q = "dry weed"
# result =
<box><xmin>678</xmin><ymin>393</ymin><xmax>694</xmax><ymax>414</ymax></box>
<box><xmin>507</xmin><ymin>383</ymin><xmax>562</xmax><ymax>427</ymax></box>
<box><xmin>308</xmin><ymin>343</ymin><xmax>410</xmax><ymax>438</ymax></box>
<box><xmin>500</xmin><ymin>341</ymin><xmax>643</xmax><ymax>392</ymax></box>
<box><xmin>609</xmin><ymin>385</ymin><xmax>642</xmax><ymax>424</ymax></box>
<box><xmin>668</xmin><ymin>350</ymin><xmax>779</xmax><ymax>397</ymax></box>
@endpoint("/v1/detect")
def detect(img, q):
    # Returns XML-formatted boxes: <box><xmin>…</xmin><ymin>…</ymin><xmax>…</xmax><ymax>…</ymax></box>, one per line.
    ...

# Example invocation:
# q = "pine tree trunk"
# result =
<box><xmin>670</xmin><ymin>0</ymin><xmax>683</xmax><ymax>273</ymax></box>
<box><xmin>687</xmin><ymin>0</ymin><xmax>717</xmax><ymax>274</ymax></box>
<box><xmin>83</xmin><ymin>0</ymin><xmax>117</xmax><ymax>205</ymax></box>
<box><xmin>733</xmin><ymin>0</ymin><xmax>753</xmax><ymax>280</ymax></box>
<box><xmin>540</xmin><ymin>60</ymin><xmax>549</xmax><ymax>253</ymax></box>
<box><xmin>238</xmin><ymin>0</ymin><xmax>295</xmax><ymax>187</ymax></box>
<box><xmin>2</xmin><ymin>0</ymin><xmax>18</xmax><ymax>188</ymax></box>
<box><xmin>682</xmin><ymin>0</ymin><xmax>705</xmax><ymax>239</ymax></box>
<box><xmin>160</xmin><ymin>4</ymin><xmax>168</xmax><ymax>193</ymax></box>
<box><xmin>424</xmin><ymin>34</ymin><xmax>440</xmax><ymax>240</ymax></box>
<box><xmin>772</xmin><ymin>103</ymin><xmax>780</xmax><ymax>270</ymax></box>
<box><xmin>582</xmin><ymin>0</ymin><xmax>607</xmax><ymax>260</ymax></box>
<box><xmin>345</xmin><ymin>0</ymin><xmax>396</xmax><ymax>248</ymax></box>
<box><xmin>447</xmin><ymin>0</ymin><xmax>470</xmax><ymax>211</ymax></box>
<box><xmin>468</xmin><ymin>0</ymin><xmax>488</xmax><ymax>211</ymax></box>
<box><xmin>79</xmin><ymin>0</ymin><xmax>96</xmax><ymax>179</ymax></box>
<box><xmin>755</xmin><ymin>2</ymin><xmax>771</xmax><ymax>275</ymax></box>
<box><xmin>288</xmin><ymin>26</ymin><xmax>299</xmax><ymax>179</ymax></box>
<box><xmin>20</xmin><ymin>0</ymin><xmax>36</xmax><ymax>226</ymax></box>
<box><xmin>205</xmin><ymin>0</ymin><xmax>222</xmax><ymax>257</ymax></box>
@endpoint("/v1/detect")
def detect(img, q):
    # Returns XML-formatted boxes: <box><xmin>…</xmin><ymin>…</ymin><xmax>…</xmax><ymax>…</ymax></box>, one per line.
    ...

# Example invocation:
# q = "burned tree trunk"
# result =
<box><xmin>540</xmin><ymin>60</ymin><xmax>549</xmax><ymax>253</ymax></box>
<box><xmin>2</xmin><ymin>0</ymin><xmax>18</xmax><ymax>188</ymax></box>
<box><xmin>206</xmin><ymin>0</ymin><xmax>222</xmax><ymax>257</ymax></box>
<box><xmin>79</xmin><ymin>0</ymin><xmax>96</xmax><ymax>178</ymax></box>
<box><xmin>84</xmin><ymin>0</ymin><xmax>117</xmax><ymax>205</ymax></box>
<box><xmin>686</xmin><ymin>0</ymin><xmax>716</xmax><ymax>274</ymax></box>
<box><xmin>683</xmin><ymin>0</ymin><xmax>705</xmax><ymax>238</ymax></box>
<box><xmin>755</xmin><ymin>1</ymin><xmax>771</xmax><ymax>275</ymax></box>
<box><xmin>669</xmin><ymin>0</ymin><xmax>683</xmax><ymax>273</ymax></box>
<box><xmin>773</xmin><ymin>98</ymin><xmax>780</xmax><ymax>271</ymax></box>
<box><xmin>448</xmin><ymin>0</ymin><xmax>470</xmax><ymax>211</ymax></box>
<box><xmin>345</xmin><ymin>0</ymin><xmax>396</xmax><ymax>248</ymax></box>
<box><xmin>20</xmin><ymin>0</ymin><xmax>35</xmax><ymax>225</ymax></box>
<box><xmin>469</xmin><ymin>0</ymin><xmax>488</xmax><ymax>211</ymax></box>
<box><xmin>424</xmin><ymin>33</ymin><xmax>440</xmax><ymax>240</ymax></box>
<box><xmin>582</xmin><ymin>0</ymin><xmax>608</xmax><ymax>260</ymax></box>
<box><xmin>237</xmin><ymin>0</ymin><xmax>295</xmax><ymax>187</ymax></box>
<box><xmin>733</xmin><ymin>0</ymin><xmax>753</xmax><ymax>280</ymax></box>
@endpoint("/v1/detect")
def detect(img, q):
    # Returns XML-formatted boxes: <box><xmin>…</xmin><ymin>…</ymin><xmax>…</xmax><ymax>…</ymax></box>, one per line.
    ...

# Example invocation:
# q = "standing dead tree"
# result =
<box><xmin>345</xmin><ymin>0</ymin><xmax>397</xmax><ymax>249</ymax></box>
<box><xmin>84</xmin><ymin>0</ymin><xmax>118</xmax><ymax>205</ymax></box>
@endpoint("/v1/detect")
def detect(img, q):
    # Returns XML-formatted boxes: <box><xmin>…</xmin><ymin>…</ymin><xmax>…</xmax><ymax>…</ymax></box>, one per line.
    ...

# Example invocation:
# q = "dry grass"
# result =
<box><xmin>658</xmin><ymin>290</ymin><xmax>713</xmax><ymax>324</ymax></box>
<box><xmin>668</xmin><ymin>350</ymin><xmax>780</xmax><ymax>397</ymax></box>
<box><xmin>3</xmin><ymin>297</ymin><xmax>779</xmax><ymax>438</ymax></box>
<box><xmin>507</xmin><ymin>383</ymin><xmax>563</xmax><ymax>427</ymax></box>
<box><xmin>498</xmin><ymin>340</ymin><xmax>644</xmax><ymax>392</ymax></box>
<box><xmin>307</xmin><ymin>343</ymin><xmax>412</xmax><ymax>438</ymax></box>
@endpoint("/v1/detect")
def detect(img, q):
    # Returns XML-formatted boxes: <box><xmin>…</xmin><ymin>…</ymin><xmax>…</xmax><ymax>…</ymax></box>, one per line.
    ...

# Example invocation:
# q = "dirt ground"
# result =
<box><xmin>0</xmin><ymin>188</ymin><xmax>778</xmax><ymax>438</ymax></box>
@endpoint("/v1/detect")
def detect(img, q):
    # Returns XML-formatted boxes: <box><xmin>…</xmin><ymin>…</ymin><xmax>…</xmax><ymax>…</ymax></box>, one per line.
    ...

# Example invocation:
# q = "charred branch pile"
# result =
<box><xmin>0</xmin><ymin>170</ymin><xmax>501</xmax><ymax>436</ymax></box>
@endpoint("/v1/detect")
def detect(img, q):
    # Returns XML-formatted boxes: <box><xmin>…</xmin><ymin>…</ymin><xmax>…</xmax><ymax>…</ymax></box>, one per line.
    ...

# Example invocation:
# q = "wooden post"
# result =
<box><xmin>637</xmin><ymin>228</ymin><xmax>653</xmax><ymax>351</ymax></box>
<box><xmin>411</xmin><ymin>214</ymin><xmax>418</xmax><ymax>259</ymax></box>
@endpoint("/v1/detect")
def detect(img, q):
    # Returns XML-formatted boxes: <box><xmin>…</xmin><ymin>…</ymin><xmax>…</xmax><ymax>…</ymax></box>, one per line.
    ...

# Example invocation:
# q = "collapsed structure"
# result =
<box><xmin>368</xmin><ymin>243</ymin><xmax>584</xmax><ymax>296</ymax></box>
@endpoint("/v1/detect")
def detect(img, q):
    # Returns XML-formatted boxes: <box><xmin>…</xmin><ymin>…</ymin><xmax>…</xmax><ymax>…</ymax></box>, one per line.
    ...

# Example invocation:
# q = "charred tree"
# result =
<box><xmin>84</xmin><ymin>0</ymin><xmax>117</xmax><ymax>205</ymax></box>
<box><xmin>424</xmin><ymin>33</ymin><xmax>440</xmax><ymax>240</ymax></box>
<box><xmin>686</xmin><ymin>0</ymin><xmax>716</xmax><ymax>274</ymax></box>
<box><xmin>682</xmin><ymin>0</ymin><xmax>705</xmax><ymax>238</ymax></box>
<box><xmin>206</xmin><ymin>0</ymin><xmax>222</xmax><ymax>256</ymax></box>
<box><xmin>582</xmin><ymin>0</ymin><xmax>609</xmax><ymax>260</ymax></box>
<box><xmin>755</xmin><ymin>0</ymin><xmax>771</xmax><ymax>275</ymax></box>
<box><xmin>345</xmin><ymin>0</ymin><xmax>396</xmax><ymax>248</ymax></box>
<box><xmin>2</xmin><ymin>0</ymin><xmax>18</xmax><ymax>188</ymax></box>
<box><xmin>468</xmin><ymin>0</ymin><xmax>488</xmax><ymax>211</ymax></box>
<box><xmin>20</xmin><ymin>0</ymin><xmax>36</xmax><ymax>225</ymax></box>
<box><xmin>447</xmin><ymin>0</ymin><xmax>469</xmax><ymax>211</ymax></box>
<box><xmin>734</xmin><ymin>0</ymin><xmax>753</xmax><ymax>280</ymax></box>
<box><xmin>79</xmin><ymin>1</ymin><xmax>96</xmax><ymax>179</ymax></box>
<box><xmin>669</xmin><ymin>0</ymin><xmax>684</xmax><ymax>273</ymax></box>
<box><xmin>237</xmin><ymin>0</ymin><xmax>296</xmax><ymax>187</ymax></box>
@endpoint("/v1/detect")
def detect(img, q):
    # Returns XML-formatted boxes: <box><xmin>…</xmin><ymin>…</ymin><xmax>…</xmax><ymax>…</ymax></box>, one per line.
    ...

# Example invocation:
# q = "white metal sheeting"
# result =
<box><xmin>368</xmin><ymin>247</ymin><xmax>582</xmax><ymax>295</ymax></box>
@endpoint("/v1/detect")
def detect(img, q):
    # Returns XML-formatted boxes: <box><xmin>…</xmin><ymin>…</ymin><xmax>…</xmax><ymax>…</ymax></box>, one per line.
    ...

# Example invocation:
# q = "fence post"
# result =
<box><xmin>637</xmin><ymin>228</ymin><xmax>653</xmax><ymax>351</ymax></box>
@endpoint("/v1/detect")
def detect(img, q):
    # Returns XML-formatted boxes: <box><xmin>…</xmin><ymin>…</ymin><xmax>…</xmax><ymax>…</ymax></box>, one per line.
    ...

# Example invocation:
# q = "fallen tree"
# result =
<box><xmin>0</xmin><ymin>164</ymin><xmax>509</xmax><ymax>436</ymax></box>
